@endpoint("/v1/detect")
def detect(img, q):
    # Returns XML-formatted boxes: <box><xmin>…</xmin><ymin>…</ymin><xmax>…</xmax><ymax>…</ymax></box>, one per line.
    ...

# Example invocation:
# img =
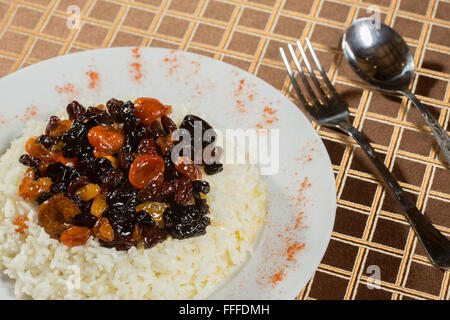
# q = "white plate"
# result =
<box><xmin>0</xmin><ymin>47</ymin><xmax>335</xmax><ymax>299</ymax></box>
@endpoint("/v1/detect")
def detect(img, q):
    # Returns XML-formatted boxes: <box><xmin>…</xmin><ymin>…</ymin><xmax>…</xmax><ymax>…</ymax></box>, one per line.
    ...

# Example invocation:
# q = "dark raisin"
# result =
<box><xmin>171</xmin><ymin>177</ymin><xmax>192</xmax><ymax>206</ymax></box>
<box><xmin>66</xmin><ymin>193</ymin><xmax>83</xmax><ymax>208</ymax></box>
<box><xmin>138</xmin><ymin>181</ymin><xmax>174</xmax><ymax>203</ymax></box>
<box><xmin>163</xmin><ymin>205</ymin><xmax>210</xmax><ymax>239</ymax></box>
<box><xmin>136</xmin><ymin>210</ymin><xmax>156</xmax><ymax>228</ymax></box>
<box><xmin>66</xmin><ymin>101</ymin><xmax>86</xmax><ymax>121</ymax></box>
<box><xmin>99</xmin><ymin>237</ymin><xmax>137</xmax><ymax>251</ymax></box>
<box><xmin>65</xmin><ymin>175</ymin><xmax>89</xmax><ymax>195</ymax></box>
<box><xmin>46</xmin><ymin>162</ymin><xmax>80</xmax><ymax>192</ymax></box>
<box><xmin>106</xmin><ymin>98</ymin><xmax>124</xmax><ymax>122</ymax></box>
<box><xmin>192</xmin><ymin>180</ymin><xmax>210</xmax><ymax>194</ymax></box>
<box><xmin>72</xmin><ymin>213</ymin><xmax>98</xmax><ymax>228</ymax></box>
<box><xmin>85</xmin><ymin>107</ymin><xmax>113</xmax><ymax>127</ymax></box>
<box><xmin>101</xmin><ymin>169</ymin><xmax>125</xmax><ymax>194</ymax></box>
<box><xmin>142</xmin><ymin>226</ymin><xmax>167</xmax><ymax>249</ymax></box>
<box><xmin>45</xmin><ymin>116</ymin><xmax>60</xmax><ymax>136</ymax></box>
<box><xmin>106</xmin><ymin>187</ymin><xmax>138</xmax><ymax>211</ymax></box>
<box><xmin>61</xmin><ymin>121</ymin><xmax>91</xmax><ymax>158</ymax></box>
<box><xmin>35</xmin><ymin>135</ymin><xmax>58</xmax><ymax>150</ymax></box>
<box><xmin>19</xmin><ymin>154</ymin><xmax>41</xmax><ymax>173</ymax></box>
<box><xmin>123</xmin><ymin>117</ymin><xmax>147</xmax><ymax>153</ymax></box>
<box><xmin>204</xmin><ymin>163</ymin><xmax>223</xmax><ymax>175</ymax></box>
<box><xmin>138</xmin><ymin>139</ymin><xmax>159</xmax><ymax>156</ymax></box>
<box><xmin>118</xmin><ymin>149</ymin><xmax>134</xmax><ymax>171</ymax></box>
<box><xmin>161</xmin><ymin>115</ymin><xmax>177</xmax><ymax>135</ymax></box>
<box><xmin>103</xmin><ymin>208</ymin><xmax>136</xmax><ymax>238</ymax></box>
<box><xmin>36</xmin><ymin>192</ymin><xmax>54</xmax><ymax>205</ymax></box>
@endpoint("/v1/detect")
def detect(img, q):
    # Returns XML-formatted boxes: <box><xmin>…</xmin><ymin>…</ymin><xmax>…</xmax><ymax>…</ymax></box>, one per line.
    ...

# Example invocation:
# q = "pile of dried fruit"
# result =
<box><xmin>17</xmin><ymin>97</ymin><xmax>223</xmax><ymax>250</ymax></box>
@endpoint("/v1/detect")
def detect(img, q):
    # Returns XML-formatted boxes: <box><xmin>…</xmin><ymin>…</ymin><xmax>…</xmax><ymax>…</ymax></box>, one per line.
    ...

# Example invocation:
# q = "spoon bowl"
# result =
<box><xmin>342</xmin><ymin>18</ymin><xmax>450</xmax><ymax>163</ymax></box>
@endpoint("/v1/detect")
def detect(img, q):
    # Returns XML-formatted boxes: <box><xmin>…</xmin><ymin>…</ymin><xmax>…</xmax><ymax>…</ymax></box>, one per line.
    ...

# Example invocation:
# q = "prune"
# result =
<box><xmin>99</xmin><ymin>237</ymin><xmax>136</xmax><ymax>251</ymax></box>
<box><xmin>180</xmin><ymin>114</ymin><xmax>217</xmax><ymax>148</ymax></box>
<box><xmin>204</xmin><ymin>163</ymin><xmax>223</xmax><ymax>175</ymax></box>
<box><xmin>163</xmin><ymin>155</ymin><xmax>180</xmax><ymax>182</ymax></box>
<box><xmin>103</xmin><ymin>208</ymin><xmax>136</xmax><ymax>238</ymax></box>
<box><xmin>147</xmin><ymin>121</ymin><xmax>165</xmax><ymax>140</ymax></box>
<box><xmin>136</xmin><ymin>210</ymin><xmax>156</xmax><ymax>228</ymax></box>
<box><xmin>171</xmin><ymin>177</ymin><xmax>192</xmax><ymax>206</ymax></box>
<box><xmin>35</xmin><ymin>135</ymin><xmax>58</xmax><ymax>150</ymax></box>
<box><xmin>60</xmin><ymin>226</ymin><xmax>92</xmax><ymax>246</ymax></box>
<box><xmin>66</xmin><ymin>101</ymin><xmax>86</xmax><ymax>121</ymax></box>
<box><xmin>142</xmin><ymin>226</ymin><xmax>167</xmax><ymax>249</ymax></box>
<box><xmin>161</xmin><ymin>115</ymin><xmax>177</xmax><ymax>135</ymax></box>
<box><xmin>72</xmin><ymin>213</ymin><xmax>98</xmax><ymax>228</ymax></box>
<box><xmin>85</xmin><ymin>107</ymin><xmax>113</xmax><ymax>127</ymax></box>
<box><xmin>36</xmin><ymin>192</ymin><xmax>54</xmax><ymax>205</ymax></box>
<box><xmin>138</xmin><ymin>181</ymin><xmax>174</xmax><ymax>203</ymax></box>
<box><xmin>192</xmin><ymin>180</ymin><xmax>210</xmax><ymax>194</ymax></box>
<box><xmin>163</xmin><ymin>204</ymin><xmax>210</xmax><ymax>239</ymax></box>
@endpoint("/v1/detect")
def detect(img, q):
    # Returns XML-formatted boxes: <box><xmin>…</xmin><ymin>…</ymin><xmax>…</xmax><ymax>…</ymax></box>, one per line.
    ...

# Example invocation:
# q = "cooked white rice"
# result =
<box><xmin>0</xmin><ymin>107</ymin><xmax>267</xmax><ymax>299</ymax></box>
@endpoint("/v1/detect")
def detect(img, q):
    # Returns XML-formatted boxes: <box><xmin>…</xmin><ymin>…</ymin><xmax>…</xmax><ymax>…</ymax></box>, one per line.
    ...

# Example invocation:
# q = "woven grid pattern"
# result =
<box><xmin>0</xmin><ymin>0</ymin><xmax>449</xmax><ymax>300</ymax></box>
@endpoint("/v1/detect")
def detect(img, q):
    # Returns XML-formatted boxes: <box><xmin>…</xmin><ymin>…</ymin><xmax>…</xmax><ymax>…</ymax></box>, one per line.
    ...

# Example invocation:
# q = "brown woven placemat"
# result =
<box><xmin>0</xmin><ymin>0</ymin><xmax>449</xmax><ymax>300</ymax></box>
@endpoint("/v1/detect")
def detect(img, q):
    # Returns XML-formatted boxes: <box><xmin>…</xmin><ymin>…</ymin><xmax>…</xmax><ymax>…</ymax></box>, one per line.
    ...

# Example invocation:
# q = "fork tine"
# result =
<box><xmin>287</xmin><ymin>44</ymin><xmax>320</xmax><ymax>106</ymax></box>
<box><xmin>305</xmin><ymin>38</ymin><xmax>338</xmax><ymax>97</ymax></box>
<box><xmin>295</xmin><ymin>40</ymin><xmax>329</xmax><ymax>101</ymax></box>
<box><xmin>279</xmin><ymin>47</ymin><xmax>308</xmax><ymax>108</ymax></box>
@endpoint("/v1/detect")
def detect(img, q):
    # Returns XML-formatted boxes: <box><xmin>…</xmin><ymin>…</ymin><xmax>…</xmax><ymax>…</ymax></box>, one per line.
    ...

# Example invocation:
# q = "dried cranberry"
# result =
<box><xmin>45</xmin><ymin>116</ymin><xmax>60</xmax><ymax>136</ymax></box>
<box><xmin>66</xmin><ymin>101</ymin><xmax>86</xmax><ymax>121</ymax></box>
<box><xmin>142</xmin><ymin>226</ymin><xmax>167</xmax><ymax>249</ymax></box>
<box><xmin>172</xmin><ymin>177</ymin><xmax>192</xmax><ymax>206</ymax></box>
<box><xmin>138</xmin><ymin>181</ymin><xmax>174</xmax><ymax>203</ymax></box>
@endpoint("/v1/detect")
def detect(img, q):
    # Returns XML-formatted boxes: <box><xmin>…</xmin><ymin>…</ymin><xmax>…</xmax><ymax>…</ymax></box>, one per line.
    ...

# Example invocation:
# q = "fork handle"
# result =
<box><xmin>337</xmin><ymin>121</ymin><xmax>450</xmax><ymax>269</ymax></box>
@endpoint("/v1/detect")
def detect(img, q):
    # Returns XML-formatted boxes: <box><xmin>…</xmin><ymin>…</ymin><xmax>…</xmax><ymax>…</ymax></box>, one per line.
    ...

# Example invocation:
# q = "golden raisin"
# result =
<box><xmin>75</xmin><ymin>183</ymin><xmax>101</xmax><ymax>201</ymax></box>
<box><xmin>135</xmin><ymin>202</ymin><xmax>167</xmax><ymax>224</ymax></box>
<box><xmin>25</xmin><ymin>137</ymin><xmax>54</xmax><ymax>161</ymax></box>
<box><xmin>19</xmin><ymin>168</ymin><xmax>52</xmax><ymax>201</ymax></box>
<box><xmin>49</xmin><ymin>120</ymin><xmax>72</xmax><ymax>138</ymax></box>
<box><xmin>38</xmin><ymin>194</ymin><xmax>81</xmax><ymax>236</ymax></box>
<box><xmin>131</xmin><ymin>224</ymin><xmax>144</xmax><ymax>242</ymax></box>
<box><xmin>60</xmin><ymin>226</ymin><xmax>92</xmax><ymax>246</ymax></box>
<box><xmin>13</xmin><ymin>215</ymin><xmax>29</xmax><ymax>234</ymax></box>
<box><xmin>91</xmin><ymin>194</ymin><xmax>108</xmax><ymax>217</ymax></box>
<box><xmin>93</xmin><ymin>218</ymin><xmax>114</xmax><ymax>242</ymax></box>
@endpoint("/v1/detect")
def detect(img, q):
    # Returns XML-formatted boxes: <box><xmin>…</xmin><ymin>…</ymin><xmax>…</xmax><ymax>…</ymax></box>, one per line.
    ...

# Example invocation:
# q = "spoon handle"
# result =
<box><xmin>338</xmin><ymin>121</ymin><xmax>450</xmax><ymax>269</ymax></box>
<box><xmin>403</xmin><ymin>89</ymin><xmax>450</xmax><ymax>164</ymax></box>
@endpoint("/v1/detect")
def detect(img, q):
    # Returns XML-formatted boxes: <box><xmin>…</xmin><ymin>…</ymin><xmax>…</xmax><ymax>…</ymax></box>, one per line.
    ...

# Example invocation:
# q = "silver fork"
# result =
<box><xmin>280</xmin><ymin>39</ymin><xmax>450</xmax><ymax>269</ymax></box>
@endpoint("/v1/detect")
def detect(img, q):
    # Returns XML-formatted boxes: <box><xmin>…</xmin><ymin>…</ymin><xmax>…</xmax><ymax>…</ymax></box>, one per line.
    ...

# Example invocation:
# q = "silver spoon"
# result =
<box><xmin>342</xmin><ymin>18</ymin><xmax>450</xmax><ymax>164</ymax></box>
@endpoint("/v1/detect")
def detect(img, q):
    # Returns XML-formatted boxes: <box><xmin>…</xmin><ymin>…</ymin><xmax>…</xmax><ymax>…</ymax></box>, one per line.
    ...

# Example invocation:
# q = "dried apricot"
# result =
<box><xmin>38</xmin><ymin>194</ymin><xmax>80</xmax><ymax>236</ymax></box>
<box><xmin>19</xmin><ymin>168</ymin><xmax>52</xmax><ymax>201</ymax></box>
<box><xmin>91</xmin><ymin>194</ymin><xmax>108</xmax><ymax>217</ymax></box>
<box><xmin>175</xmin><ymin>157</ymin><xmax>202</xmax><ymax>180</ymax></box>
<box><xmin>87</xmin><ymin>126</ymin><xmax>125</xmax><ymax>153</ymax></box>
<box><xmin>128</xmin><ymin>155</ymin><xmax>165</xmax><ymax>189</ymax></box>
<box><xmin>75</xmin><ymin>183</ymin><xmax>101</xmax><ymax>201</ymax></box>
<box><xmin>134</xmin><ymin>97</ymin><xmax>172</xmax><ymax>125</ymax></box>
<box><xmin>93</xmin><ymin>218</ymin><xmax>114</xmax><ymax>242</ymax></box>
<box><xmin>60</xmin><ymin>226</ymin><xmax>92</xmax><ymax>246</ymax></box>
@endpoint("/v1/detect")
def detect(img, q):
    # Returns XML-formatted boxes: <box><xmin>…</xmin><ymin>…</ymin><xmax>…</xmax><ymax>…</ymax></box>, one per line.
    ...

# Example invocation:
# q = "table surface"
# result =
<box><xmin>0</xmin><ymin>0</ymin><xmax>449</xmax><ymax>300</ymax></box>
